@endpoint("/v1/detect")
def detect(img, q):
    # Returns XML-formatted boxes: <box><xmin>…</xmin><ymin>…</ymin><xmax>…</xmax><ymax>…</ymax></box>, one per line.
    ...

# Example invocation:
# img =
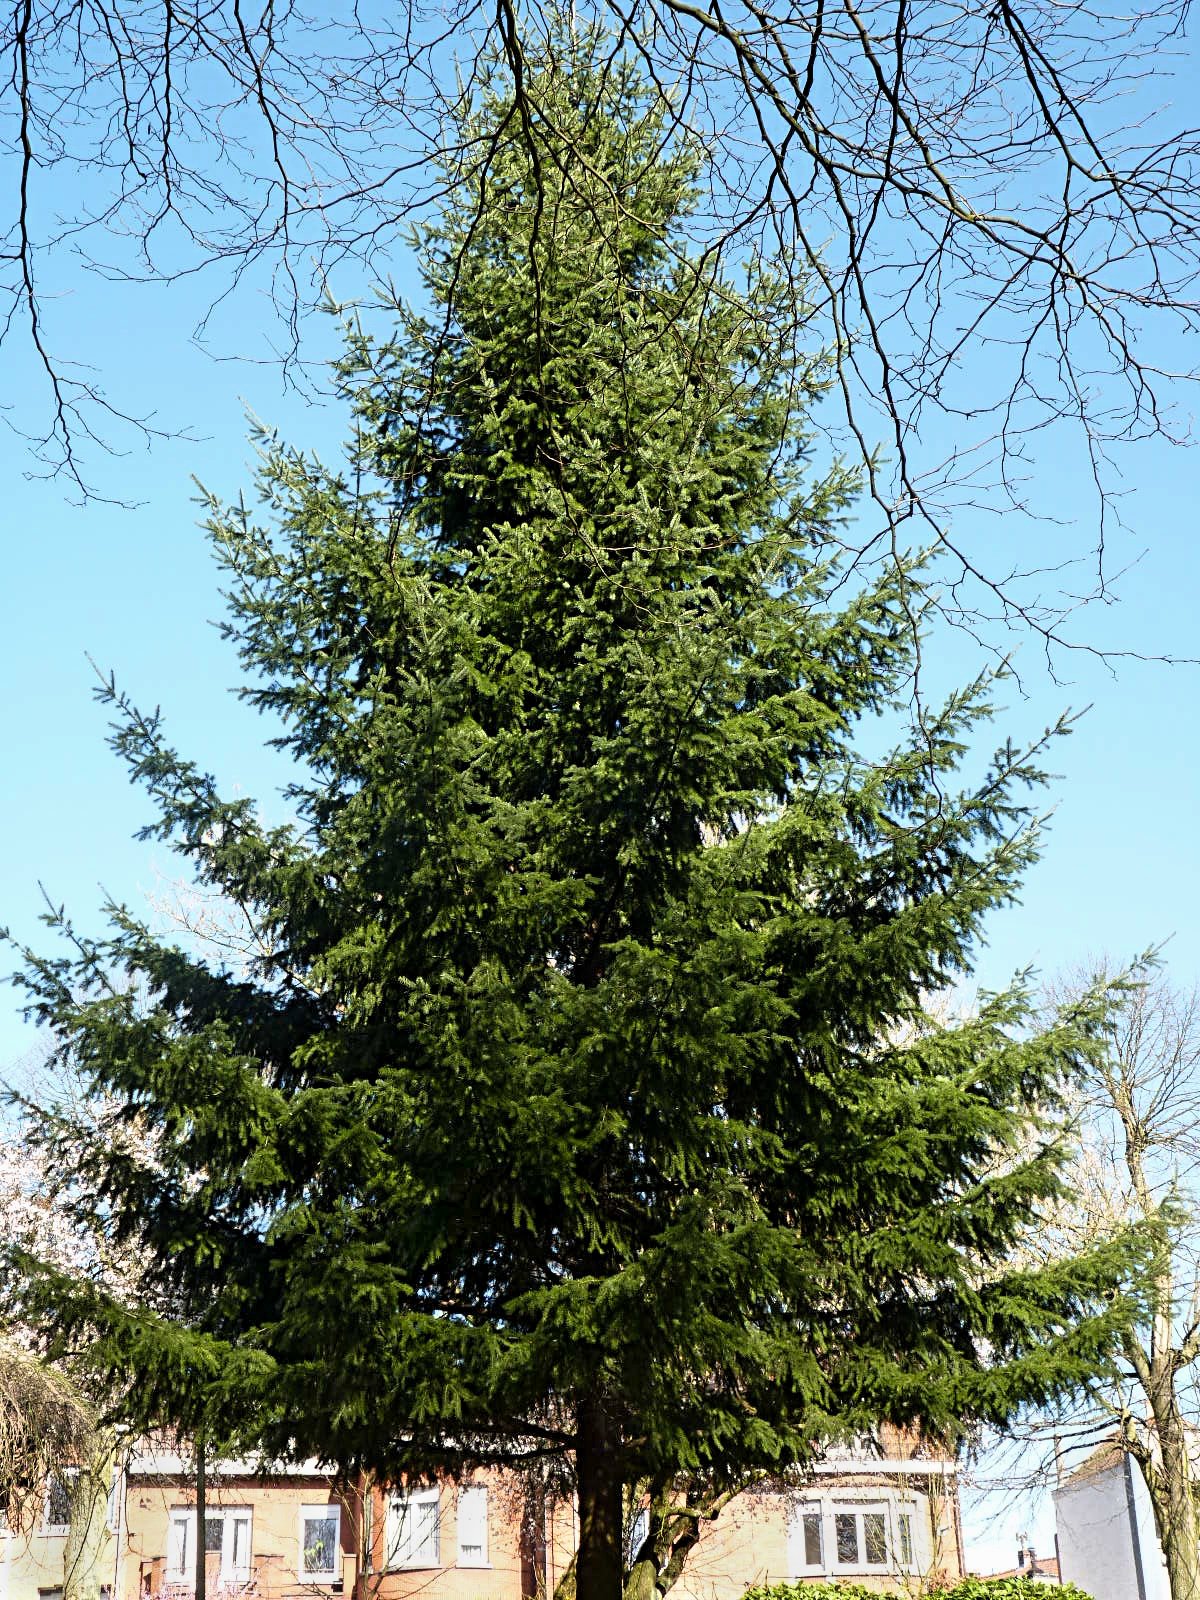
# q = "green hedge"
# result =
<box><xmin>942</xmin><ymin>1582</ymin><xmax>1092</xmax><ymax>1600</ymax></box>
<box><xmin>744</xmin><ymin>1579</ymin><xmax>1092</xmax><ymax>1600</ymax></box>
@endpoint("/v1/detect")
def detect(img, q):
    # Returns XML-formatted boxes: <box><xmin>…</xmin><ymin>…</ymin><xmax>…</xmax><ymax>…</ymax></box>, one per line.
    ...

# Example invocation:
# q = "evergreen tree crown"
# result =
<box><xmin>8</xmin><ymin>45</ymin><xmax>1136</xmax><ymax>1548</ymax></box>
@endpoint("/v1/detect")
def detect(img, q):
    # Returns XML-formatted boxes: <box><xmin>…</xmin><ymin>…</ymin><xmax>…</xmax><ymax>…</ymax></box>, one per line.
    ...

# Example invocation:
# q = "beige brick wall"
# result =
<box><xmin>2</xmin><ymin>1523</ymin><xmax>118</xmax><ymax>1600</ymax></box>
<box><xmin>8</xmin><ymin>1456</ymin><xmax>960</xmax><ymax>1600</ymax></box>
<box><xmin>121</xmin><ymin>1474</ymin><xmax>359</xmax><ymax>1600</ymax></box>
<box><xmin>640</xmin><ymin>1480</ymin><xmax>960</xmax><ymax>1600</ymax></box>
<box><xmin>364</xmin><ymin>1473</ymin><xmax>527</xmax><ymax>1600</ymax></box>
<box><xmin>1</xmin><ymin>1484</ymin><xmax>118</xmax><ymax>1600</ymax></box>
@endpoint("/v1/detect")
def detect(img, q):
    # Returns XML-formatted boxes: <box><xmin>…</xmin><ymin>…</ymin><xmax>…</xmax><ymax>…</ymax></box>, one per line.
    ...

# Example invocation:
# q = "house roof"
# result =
<box><xmin>127</xmin><ymin>1450</ymin><xmax>333</xmax><ymax>1478</ymax></box>
<box><xmin>1056</xmin><ymin>1438</ymin><xmax>1126</xmax><ymax>1488</ymax></box>
<box><xmin>984</xmin><ymin>1556</ymin><xmax>1060</xmax><ymax>1583</ymax></box>
<box><xmin>1056</xmin><ymin>1419</ymin><xmax>1200</xmax><ymax>1491</ymax></box>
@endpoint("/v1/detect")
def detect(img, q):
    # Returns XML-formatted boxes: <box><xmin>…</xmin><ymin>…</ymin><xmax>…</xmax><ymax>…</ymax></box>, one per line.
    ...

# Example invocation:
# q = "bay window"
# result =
<box><xmin>788</xmin><ymin>1493</ymin><xmax>920</xmax><ymax>1578</ymax></box>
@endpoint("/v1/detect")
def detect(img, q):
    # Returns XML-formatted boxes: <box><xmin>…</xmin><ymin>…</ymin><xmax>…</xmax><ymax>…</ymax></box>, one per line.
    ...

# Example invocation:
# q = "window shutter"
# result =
<box><xmin>169</xmin><ymin>1512</ymin><xmax>194</xmax><ymax>1578</ymax></box>
<box><xmin>457</xmin><ymin>1486</ymin><xmax>487</xmax><ymax>1564</ymax></box>
<box><xmin>414</xmin><ymin>1493</ymin><xmax>440</xmax><ymax>1565</ymax></box>
<box><xmin>229</xmin><ymin>1512</ymin><xmax>253</xmax><ymax>1575</ymax></box>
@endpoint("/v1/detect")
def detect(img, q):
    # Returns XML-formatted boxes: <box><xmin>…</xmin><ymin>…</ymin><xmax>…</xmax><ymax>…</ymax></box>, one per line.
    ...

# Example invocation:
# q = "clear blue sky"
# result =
<box><xmin>1</xmin><ymin>140</ymin><xmax>1198</xmax><ymax>1580</ymax></box>
<box><xmin>5</xmin><ymin>279</ymin><xmax>1195</xmax><ymax>1061</ymax></box>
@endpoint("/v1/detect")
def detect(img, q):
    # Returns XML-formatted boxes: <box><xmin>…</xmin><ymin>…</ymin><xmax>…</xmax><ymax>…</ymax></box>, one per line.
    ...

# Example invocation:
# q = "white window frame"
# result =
<box><xmin>387</xmin><ymin>1488</ymin><xmax>441</xmax><ymax>1571</ymax></box>
<box><xmin>166</xmin><ymin>1508</ymin><xmax>253</xmax><ymax>1582</ymax></box>
<box><xmin>298</xmin><ymin>1504</ymin><xmax>342</xmax><ymax>1583</ymax></box>
<box><xmin>106</xmin><ymin>1465</ymin><xmax>123</xmax><ymax>1535</ymax></box>
<box><xmin>829</xmin><ymin>1500</ymin><xmax>891</xmax><ymax>1574</ymax></box>
<box><xmin>167</xmin><ymin>1509</ymin><xmax>193</xmax><ymax>1580</ymax></box>
<box><xmin>788</xmin><ymin>1492</ymin><xmax>922</xmax><ymax>1579</ymax></box>
<box><xmin>456</xmin><ymin>1486</ymin><xmax>489</xmax><ymax>1569</ymax></box>
<box><xmin>786</xmin><ymin>1501</ymin><xmax>826</xmax><ymax>1575</ymax></box>
<box><xmin>896</xmin><ymin>1505</ymin><xmax>915</xmax><ymax>1568</ymax></box>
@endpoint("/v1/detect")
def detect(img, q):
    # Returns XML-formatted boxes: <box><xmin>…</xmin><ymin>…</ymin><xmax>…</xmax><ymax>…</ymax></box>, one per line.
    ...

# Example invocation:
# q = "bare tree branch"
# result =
<box><xmin>3</xmin><ymin>0</ymin><xmax>1200</xmax><ymax>637</ymax></box>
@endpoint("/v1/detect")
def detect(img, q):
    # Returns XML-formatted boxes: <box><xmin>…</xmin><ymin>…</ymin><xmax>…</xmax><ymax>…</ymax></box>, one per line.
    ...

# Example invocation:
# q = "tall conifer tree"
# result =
<box><xmin>12</xmin><ymin>41</ymin><xmax>1134</xmax><ymax>1600</ymax></box>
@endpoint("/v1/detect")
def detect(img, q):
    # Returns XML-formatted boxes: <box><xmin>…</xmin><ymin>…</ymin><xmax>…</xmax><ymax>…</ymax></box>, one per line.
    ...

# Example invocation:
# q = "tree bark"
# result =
<box><xmin>575</xmin><ymin>1401</ymin><xmax>623</xmax><ymax>1600</ymax></box>
<box><xmin>1163</xmin><ymin>1514</ymin><xmax>1200</xmax><ymax>1600</ymax></box>
<box><xmin>1153</xmin><ymin>1406</ymin><xmax>1200</xmax><ymax>1600</ymax></box>
<box><xmin>551</xmin><ymin>1553</ymin><xmax>576</xmax><ymax>1600</ymax></box>
<box><xmin>62</xmin><ymin>1436</ymin><xmax>115</xmax><ymax>1600</ymax></box>
<box><xmin>623</xmin><ymin>1558</ymin><xmax>657</xmax><ymax>1600</ymax></box>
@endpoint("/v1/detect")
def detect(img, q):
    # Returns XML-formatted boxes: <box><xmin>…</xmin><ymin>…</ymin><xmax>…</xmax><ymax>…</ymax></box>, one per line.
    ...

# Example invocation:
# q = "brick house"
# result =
<box><xmin>1</xmin><ymin>1434</ymin><xmax>962</xmax><ymax>1600</ymax></box>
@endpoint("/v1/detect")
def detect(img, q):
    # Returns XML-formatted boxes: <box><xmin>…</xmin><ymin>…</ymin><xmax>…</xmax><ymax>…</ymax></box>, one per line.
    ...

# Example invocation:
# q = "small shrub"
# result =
<box><xmin>744</xmin><ymin>1586</ymin><xmax>880</xmax><ymax>1600</ymax></box>
<box><xmin>743</xmin><ymin>1578</ymin><xmax>1094</xmax><ymax>1600</ymax></box>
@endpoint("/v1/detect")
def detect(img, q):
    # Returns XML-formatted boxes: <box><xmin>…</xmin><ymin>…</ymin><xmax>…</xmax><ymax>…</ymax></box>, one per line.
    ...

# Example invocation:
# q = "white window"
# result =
<box><xmin>43</xmin><ymin>1475</ymin><xmax>73</xmax><ymax>1535</ymax></box>
<box><xmin>456</xmin><ymin>1486</ymin><xmax>488</xmax><ymax>1567</ymax></box>
<box><xmin>167</xmin><ymin>1509</ymin><xmax>253</xmax><ymax>1581</ymax></box>
<box><xmin>787</xmin><ymin>1504</ymin><xmax>824</xmax><ymax>1573</ymax></box>
<box><xmin>387</xmin><ymin>1488</ymin><xmax>440</xmax><ymax>1570</ymax></box>
<box><xmin>168</xmin><ymin>1510</ymin><xmax>193</xmax><ymax>1579</ymax></box>
<box><xmin>831</xmin><ymin>1503</ymin><xmax>889</xmax><ymax>1570</ymax></box>
<box><xmin>106</xmin><ymin>1466</ymin><xmax>122</xmax><ymax>1534</ymax></box>
<box><xmin>300</xmin><ymin>1504</ymin><xmax>342</xmax><ymax>1582</ymax></box>
<box><xmin>627</xmin><ymin>1507</ymin><xmax>650</xmax><ymax>1567</ymax></box>
<box><xmin>223</xmin><ymin>1511</ymin><xmax>253</xmax><ymax>1580</ymax></box>
<box><xmin>788</xmin><ymin>1494</ymin><xmax>919</xmax><ymax>1577</ymax></box>
<box><xmin>897</xmin><ymin>1510</ymin><xmax>914</xmax><ymax>1567</ymax></box>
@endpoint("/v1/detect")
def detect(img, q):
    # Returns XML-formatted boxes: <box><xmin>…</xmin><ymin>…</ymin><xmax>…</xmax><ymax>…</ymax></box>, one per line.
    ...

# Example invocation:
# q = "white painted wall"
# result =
<box><xmin>1054</xmin><ymin>1456</ymin><xmax>1170</xmax><ymax>1600</ymax></box>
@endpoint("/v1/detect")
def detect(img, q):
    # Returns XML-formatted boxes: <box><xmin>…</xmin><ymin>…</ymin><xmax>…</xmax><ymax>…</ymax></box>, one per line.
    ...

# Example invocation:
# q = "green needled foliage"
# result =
<box><xmin>9</xmin><ymin>39</ymin><xmax>1137</xmax><ymax>1600</ymax></box>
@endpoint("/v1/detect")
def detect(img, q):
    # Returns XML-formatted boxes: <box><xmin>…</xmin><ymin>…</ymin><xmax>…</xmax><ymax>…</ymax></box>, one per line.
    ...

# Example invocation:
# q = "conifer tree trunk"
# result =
<box><xmin>575</xmin><ymin>1401</ymin><xmax>623</xmax><ymax>1600</ymax></box>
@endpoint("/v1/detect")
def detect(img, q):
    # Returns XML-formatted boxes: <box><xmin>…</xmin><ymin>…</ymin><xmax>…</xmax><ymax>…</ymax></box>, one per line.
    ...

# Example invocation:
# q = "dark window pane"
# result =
<box><xmin>803</xmin><ymin>1514</ymin><xmax>823</xmax><ymax>1566</ymax></box>
<box><xmin>835</xmin><ymin>1514</ymin><xmax>858</xmax><ymax>1564</ymax></box>
<box><xmin>204</xmin><ymin>1517</ymin><xmax>224</xmax><ymax>1554</ymax></box>
<box><xmin>863</xmin><ymin>1513</ymin><xmax>887</xmax><ymax>1564</ymax></box>
<box><xmin>899</xmin><ymin>1514</ymin><xmax>913</xmax><ymax>1565</ymax></box>
<box><xmin>45</xmin><ymin>1477</ymin><xmax>72</xmax><ymax>1529</ymax></box>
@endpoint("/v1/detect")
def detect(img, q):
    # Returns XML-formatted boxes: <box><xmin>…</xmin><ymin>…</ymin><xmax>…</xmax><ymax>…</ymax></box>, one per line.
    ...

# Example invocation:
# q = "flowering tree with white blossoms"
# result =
<box><xmin>0</xmin><ymin>1132</ymin><xmax>98</xmax><ymax>1490</ymax></box>
<box><xmin>1</xmin><ymin>1054</ymin><xmax>149</xmax><ymax>1600</ymax></box>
